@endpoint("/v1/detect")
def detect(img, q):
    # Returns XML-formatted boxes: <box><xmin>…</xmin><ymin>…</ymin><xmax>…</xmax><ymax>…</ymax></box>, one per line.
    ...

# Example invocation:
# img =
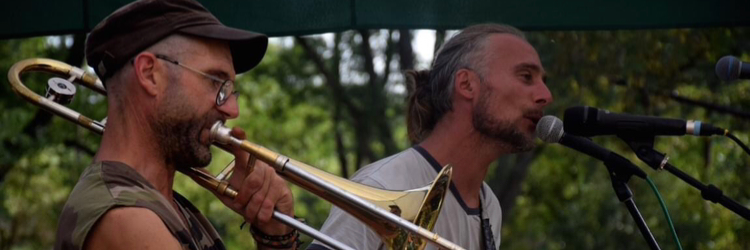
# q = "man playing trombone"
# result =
<box><xmin>54</xmin><ymin>0</ymin><xmax>296</xmax><ymax>249</ymax></box>
<box><xmin>310</xmin><ymin>24</ymin><xmax>554</xmax><ymax>249</ymax></box>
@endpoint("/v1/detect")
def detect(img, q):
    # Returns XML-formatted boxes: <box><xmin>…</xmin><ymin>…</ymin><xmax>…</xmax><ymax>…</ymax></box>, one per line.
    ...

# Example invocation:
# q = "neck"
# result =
<box><xmin>419</xmin><ymin>114</ymin><xmax>511</xmax><ymax>208</ymax></box>
<box><xmin>94</xmin><ymin>101</ymin><xmax>176</xmax><ymax>202</ymax></box>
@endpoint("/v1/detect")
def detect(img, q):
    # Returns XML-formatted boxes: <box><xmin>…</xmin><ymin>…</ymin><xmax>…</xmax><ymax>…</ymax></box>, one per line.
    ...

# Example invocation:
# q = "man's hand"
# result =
<box><xmin>216</xmin><ymin>127</ymin><xmax>295</xmax><ymax>236</ymax></box>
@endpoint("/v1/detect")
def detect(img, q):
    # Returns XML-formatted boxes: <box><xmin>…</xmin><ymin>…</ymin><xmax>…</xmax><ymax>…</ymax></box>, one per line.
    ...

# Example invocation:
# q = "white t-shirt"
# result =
<box><xmin>309</xmin><ymin>146</ymin><xmax>502</xmax><ymax>250</ymax></box>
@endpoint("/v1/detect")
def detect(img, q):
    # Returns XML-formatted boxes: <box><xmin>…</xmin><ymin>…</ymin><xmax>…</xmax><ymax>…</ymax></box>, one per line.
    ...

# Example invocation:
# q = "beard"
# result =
<box><xmin>153</xmin><ymin>82</ymin><xmax>220</xmax><ymax>169</ymax></box>
<box><xmin>471</xmin><ymin>86</ymin><xmax>536</xmax><ymax>153</ymax></box>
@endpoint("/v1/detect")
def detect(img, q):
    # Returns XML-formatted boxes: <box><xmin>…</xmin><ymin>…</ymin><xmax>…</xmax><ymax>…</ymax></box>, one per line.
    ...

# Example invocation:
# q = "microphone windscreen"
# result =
<box><xmin>715</xmin><ymin>55</ymin><xmax>741</xmax><ymax>81</ymax></box>
<box><xmin>536</xmin><ymin>116</ymin><xmax>564</xmax><ymax>143</ymax></box>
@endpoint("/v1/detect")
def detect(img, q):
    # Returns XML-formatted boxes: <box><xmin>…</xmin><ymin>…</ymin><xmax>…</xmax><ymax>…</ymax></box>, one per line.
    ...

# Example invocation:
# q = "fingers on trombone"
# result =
<box><xmin>229</xmin><ymin>126</ymin><xmax>247</xmax><ymax>140</ymax></box>
<box><xmin>256</xmin><ymin>174</ymin><xmax>292</xmax><ymax>224</ymax></box>
<box><xmin>245</xmin><ymin>165</ymin><xmax>273</xmax><ymax>224</ymax></box>
<box><xmin>248</xmin><ymin>171</ymin><xmax>294</xmax><ymax>235</ymax></box>
<box><xmin>233</xmin><ymin>163</ymin><xmax>265</xmax><ymax>212</ymax></box>
<box><xmin>226</xmin><ymin>127</ymin><xmax>252</xmax><ymax>186</ymax></box>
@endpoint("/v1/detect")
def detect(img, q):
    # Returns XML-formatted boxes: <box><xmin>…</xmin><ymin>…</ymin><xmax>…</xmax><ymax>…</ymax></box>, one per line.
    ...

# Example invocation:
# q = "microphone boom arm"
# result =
<box><xmin>619</xmin><ymin>134</ymin><xmax>750</xmax><ymax>221</ymax></box>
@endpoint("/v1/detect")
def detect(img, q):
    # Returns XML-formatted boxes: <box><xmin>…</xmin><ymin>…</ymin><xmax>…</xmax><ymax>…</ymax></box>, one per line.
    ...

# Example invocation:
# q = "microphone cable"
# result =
<box><xmin>725</xmin><ymin>132</ymin><xmax>750</xmax><ymax>156</ymax></box>
<box><xmin>645</xmin><ymin>176</ymin><xmax>683</xmax><ymax>250</ymax></box>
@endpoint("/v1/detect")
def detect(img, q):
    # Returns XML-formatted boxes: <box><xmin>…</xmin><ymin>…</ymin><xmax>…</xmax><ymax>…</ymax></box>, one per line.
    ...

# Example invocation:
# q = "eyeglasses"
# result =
<box><xmin>154</xmin><ymin>54</ymin><xmax>237</xmax><ymax>106</ymax></box>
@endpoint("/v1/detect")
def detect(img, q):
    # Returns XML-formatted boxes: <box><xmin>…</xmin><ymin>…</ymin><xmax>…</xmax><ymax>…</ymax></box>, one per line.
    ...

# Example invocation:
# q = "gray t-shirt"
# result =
<box><xmin>309</xmin><ymin>146</ymin><xmax>502</xmax><ymax>250</ymax></box>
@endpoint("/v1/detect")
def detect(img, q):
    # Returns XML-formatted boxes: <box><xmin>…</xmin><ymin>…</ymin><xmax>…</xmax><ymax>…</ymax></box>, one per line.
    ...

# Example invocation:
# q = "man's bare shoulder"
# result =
<box><xmin>84</xmin><ymin>207</ymin><xmax>181</xmax><ymax>250</ymax></box>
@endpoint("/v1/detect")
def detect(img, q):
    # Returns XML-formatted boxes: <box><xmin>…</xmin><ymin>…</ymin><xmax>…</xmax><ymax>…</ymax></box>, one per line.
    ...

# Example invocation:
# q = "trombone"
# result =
<box><xmin>8</xmin><ymin>58</ymin><xmax>465</xmax><ymax>250</ymax></box>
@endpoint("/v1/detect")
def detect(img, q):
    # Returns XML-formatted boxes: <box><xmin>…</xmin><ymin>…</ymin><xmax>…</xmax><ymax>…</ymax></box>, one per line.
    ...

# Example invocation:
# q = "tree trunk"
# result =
<box><xmin>359</xmin><ymin>30</ymin><xmax>398</xmax><ymax>157</ymax></box>
<box><xmin>398</xmin><ymin>29</ymin><xmax>414</xmax><ymax>71</ymax></box>
<box><xmin>434</xmin><ymin>30</ymin><xmax>446</xmax><ymax>54</ymax></box>
<box><xmin>488</xmin><ymin>147</ymin><xmax>543</xmax><ymax>220</ymax></box>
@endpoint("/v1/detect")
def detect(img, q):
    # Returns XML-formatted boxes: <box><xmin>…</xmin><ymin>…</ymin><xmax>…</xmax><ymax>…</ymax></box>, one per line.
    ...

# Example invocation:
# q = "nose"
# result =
<box><xmin>534</xmin><ymin>82</ymin><xmax>553</xmax><ymax>106</ymax></box>
<box><xmin>217</xmin><ymin>95</ymin><xmax>240</xmax><ymax>119</ymax></box>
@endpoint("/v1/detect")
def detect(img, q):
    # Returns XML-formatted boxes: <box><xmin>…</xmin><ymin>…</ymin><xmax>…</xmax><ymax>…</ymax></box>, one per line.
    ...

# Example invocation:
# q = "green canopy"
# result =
<box><xmin>2</xmin><ymin>0</ymin><xmax>748</xmax><ymax>39</ymax></box>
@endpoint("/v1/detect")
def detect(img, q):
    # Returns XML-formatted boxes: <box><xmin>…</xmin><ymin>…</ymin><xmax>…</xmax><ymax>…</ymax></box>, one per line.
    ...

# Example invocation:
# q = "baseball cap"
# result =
<box><xmin>86</xmin><ymin>0</ymin><xmax>268</xmax><ymax>80</ymax></box>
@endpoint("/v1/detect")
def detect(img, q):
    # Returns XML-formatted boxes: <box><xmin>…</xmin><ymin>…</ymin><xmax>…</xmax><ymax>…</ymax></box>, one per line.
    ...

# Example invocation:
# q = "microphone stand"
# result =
<box><xmin>616</xmin><ymin>79</ymin><xmax>750</xmax><ymax>120</ymax></box>
<box><xmin>601</xmin><ymin>151</ymin><xmax>661</xmax><ymax>250</ymax></box>
<box><xmin>619</xmin><ymin>135</ymin><xmax>750</xmax><ymax>221</ymax></box>
<box><xmin>668</xmin><ymin>91</ymin><xmax>750</xmax><ymax>120</ymax></box>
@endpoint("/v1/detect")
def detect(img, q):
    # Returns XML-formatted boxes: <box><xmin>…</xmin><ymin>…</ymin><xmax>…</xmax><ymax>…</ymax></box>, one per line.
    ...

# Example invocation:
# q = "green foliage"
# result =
<box><xmin>0</xmin><ymin>36</ymin><xmax>99</xmax><ymax>250</ymax></box>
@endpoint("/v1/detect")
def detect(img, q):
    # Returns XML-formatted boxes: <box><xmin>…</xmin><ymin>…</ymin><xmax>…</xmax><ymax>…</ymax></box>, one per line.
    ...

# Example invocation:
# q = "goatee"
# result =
<box><xmin>153</xmin><ymin>84</ymin><xmax>220</xmax><ymax>169</ymax></box>
<box><xmin>472</xmin><ymin>89</ymin><xmax>536</xmax><ymax>152</ymax></box>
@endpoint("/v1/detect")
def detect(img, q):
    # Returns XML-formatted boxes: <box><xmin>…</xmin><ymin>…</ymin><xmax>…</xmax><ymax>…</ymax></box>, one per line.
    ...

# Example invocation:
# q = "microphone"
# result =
<box><xmin>563</xmin><ymin>106</ymin><xmax>724</xmax><ymax>137</ymax></box>
<box><xmin>536</xmin><ymin>116</ymin><xmax>647</xmax><ymax>179</ymax></box>
<box><xmin>715</xmin><ymin>55</ymin><xmax>750</xmax><ymax>82</ymax></box>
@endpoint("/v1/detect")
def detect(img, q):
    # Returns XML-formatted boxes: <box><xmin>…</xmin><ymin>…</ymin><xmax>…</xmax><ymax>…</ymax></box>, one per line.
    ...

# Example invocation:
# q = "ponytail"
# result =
<box><xmin>405</xmin><ymin>70</ymin><xmax>435</xmax><ymax>144</ymax></box>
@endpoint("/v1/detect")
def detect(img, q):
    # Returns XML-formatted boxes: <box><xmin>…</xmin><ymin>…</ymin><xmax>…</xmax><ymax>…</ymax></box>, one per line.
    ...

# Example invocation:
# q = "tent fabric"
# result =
<box><xmin>2</xmin><ymin>0</ymin><xmax>749</xmax><ymax>39</ymax></box>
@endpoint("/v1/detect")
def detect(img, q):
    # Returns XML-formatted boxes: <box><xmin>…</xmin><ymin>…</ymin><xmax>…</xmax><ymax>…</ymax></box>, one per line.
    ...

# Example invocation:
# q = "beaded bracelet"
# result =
<box><xmin>249</xmin><ymin>225</ymin><xmax>299</xmax><ymax>249</ymax></box>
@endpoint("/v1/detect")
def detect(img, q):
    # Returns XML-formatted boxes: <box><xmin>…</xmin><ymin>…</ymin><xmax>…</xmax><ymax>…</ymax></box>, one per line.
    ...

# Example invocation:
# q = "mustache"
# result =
<box><xmin>203</xmin><ymin>112</ymin><xmax>225</xmax><ymax>127</ymax></box>
<box><xmin>195</xmin><ymin>113</ymin><xmax>226</xmax><ymax>142</ymax></box>
<box><xmin>523</xmin><ymin>109</ymin><xmax>544</xmax><ymax>120</ymax></box>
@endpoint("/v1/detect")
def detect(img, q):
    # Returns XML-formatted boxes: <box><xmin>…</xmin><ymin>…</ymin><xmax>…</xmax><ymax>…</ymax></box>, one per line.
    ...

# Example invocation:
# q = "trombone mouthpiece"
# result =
<box><xmin>210</xmin><ymin>121</ymin><xmax>232</xmax><ymax>145</ymax></box>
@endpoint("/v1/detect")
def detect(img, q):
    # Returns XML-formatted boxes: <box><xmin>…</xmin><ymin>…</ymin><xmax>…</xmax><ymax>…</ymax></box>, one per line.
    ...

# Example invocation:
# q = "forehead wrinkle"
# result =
<box><xmin>515</xmin><ymin>63</ymin><xmax>546</xmax><ymax>75</ymax></box>
<box><xmin>483</xmin><ymin>35</ymin><xmax>541</xmax><ymax>70</ymax></box>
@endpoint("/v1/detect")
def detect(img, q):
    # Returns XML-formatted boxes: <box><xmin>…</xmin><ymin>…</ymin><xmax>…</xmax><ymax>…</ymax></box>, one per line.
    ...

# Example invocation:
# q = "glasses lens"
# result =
<box><xmin>216</xmin><ymin>80</ymin><xmax>234</xmax><ymax>106</ymax></box>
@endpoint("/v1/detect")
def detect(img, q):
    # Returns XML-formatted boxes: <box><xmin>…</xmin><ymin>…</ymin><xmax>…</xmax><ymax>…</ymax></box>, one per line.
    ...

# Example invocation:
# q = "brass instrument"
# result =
<box><xmin>8</xmin><ymin>58</ymin><xmax>465</xmax><ymax>250</ymax></box>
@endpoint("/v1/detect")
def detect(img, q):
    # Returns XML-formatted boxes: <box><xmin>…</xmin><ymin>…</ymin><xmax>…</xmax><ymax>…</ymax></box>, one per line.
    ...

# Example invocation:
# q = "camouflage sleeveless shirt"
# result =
<box><xmin>55</xmin><ymin>161</ymin><xmax>225</xmax><ymax>250</ymax></box>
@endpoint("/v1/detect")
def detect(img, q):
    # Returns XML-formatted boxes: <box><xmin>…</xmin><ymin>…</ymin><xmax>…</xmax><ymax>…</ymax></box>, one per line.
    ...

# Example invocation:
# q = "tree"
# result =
<box><xmin>294</xmin><ymin>29</ymin><xmax>411</xmax><ymax>177</ymax></box>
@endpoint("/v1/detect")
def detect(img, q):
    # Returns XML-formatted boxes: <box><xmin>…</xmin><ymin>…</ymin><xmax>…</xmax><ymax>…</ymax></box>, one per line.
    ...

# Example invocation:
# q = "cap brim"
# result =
<box><xmin>179</xmin><ymin>24</ymin><xmax>268</xmax><ymax>74</ymax></box>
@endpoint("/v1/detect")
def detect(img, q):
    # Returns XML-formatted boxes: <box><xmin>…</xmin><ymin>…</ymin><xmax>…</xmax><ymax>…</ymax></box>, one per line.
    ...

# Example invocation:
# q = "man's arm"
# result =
<box><xmin>84</xmin><ymin>207</ymin><xmax>182</xmax><ymax>250</ymax></box>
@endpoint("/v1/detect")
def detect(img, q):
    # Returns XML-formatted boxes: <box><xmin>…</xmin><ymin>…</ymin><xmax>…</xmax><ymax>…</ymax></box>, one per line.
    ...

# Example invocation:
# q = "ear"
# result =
<box><xmin>132</xmin><ymin>52</ymin><xmax>163</xmax><ymax>97</ymax></box>
<box><xmin>454</xmin><ymin>68</ymin><xmax>481</xmax><ymax>100</ymax></box>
